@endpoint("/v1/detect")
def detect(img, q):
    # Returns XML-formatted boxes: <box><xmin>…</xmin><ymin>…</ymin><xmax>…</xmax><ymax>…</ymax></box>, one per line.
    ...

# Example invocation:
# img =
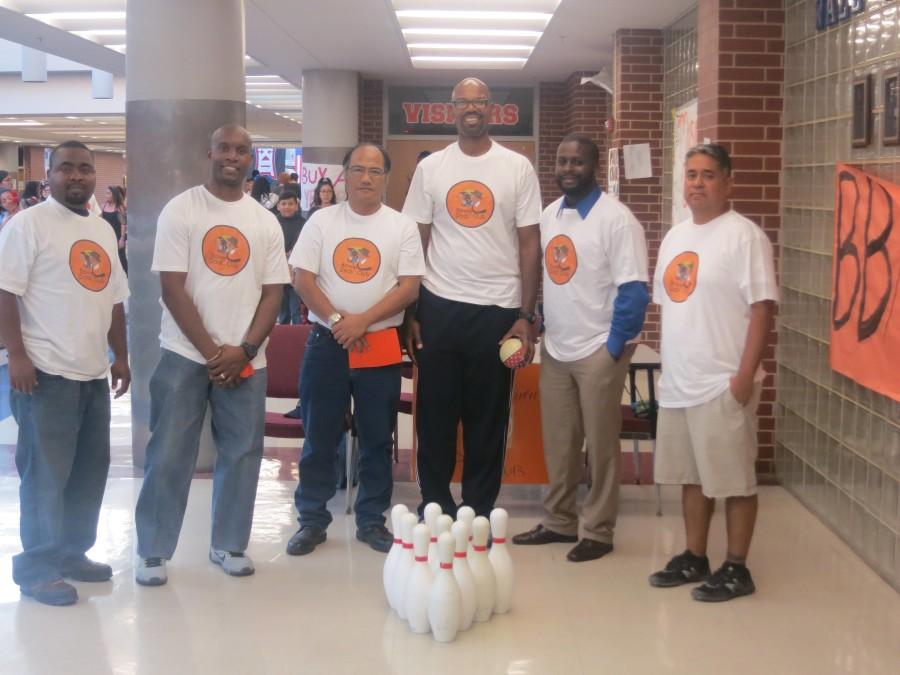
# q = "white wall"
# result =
<box><xmin>0</xmin><ymin>72</ymin><xmax>125</xmax><ymax>115</ymax></box>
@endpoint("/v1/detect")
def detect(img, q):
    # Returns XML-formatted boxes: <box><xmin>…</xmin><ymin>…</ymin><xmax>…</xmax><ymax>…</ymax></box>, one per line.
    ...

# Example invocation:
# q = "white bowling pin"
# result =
<box><xmin>404</xmin><ymin>523</ymin><xmax>433</xmax><ymax>634</ymax></box>
<box><xmin>384</xmin><ymin>504</ymin><xmax>408</xmax><ymax>608</ymax></box>
<box><xmin>428</xmin><ymin>532</ymin><xmax>462</xmax><ymax>643</ymax></box>
<box><xmin>430</xmin><ymin>515</ymin><xmax>453</xmax><ymax>574</ymax></box>
<box><xmin>456</xmin><ymin>505</ymin><xmax>476</xmax><ymax>558</ymax></box>
<box><xmin>450</xmin><ymin>520</ymin><xmax>477</xmax><ymax>631</ymax></box>
<box><xmin>423</xmin><ymin>502</ymin><xmax>442</xmax><ymax>570</ymax></box>
<box><xmin>488</xmin><ymin>508</ymin><xmax>514</xmax><ymax>614</ymax></box>
<box><xmin>469</xmin><ymin>516</ymin><xmax>496</xmax><ymax>622</ymax></box>
<box><xmin>392</xmin><ymin>513</ymin><xmax>418</xmax><ymax>619</ymax></box>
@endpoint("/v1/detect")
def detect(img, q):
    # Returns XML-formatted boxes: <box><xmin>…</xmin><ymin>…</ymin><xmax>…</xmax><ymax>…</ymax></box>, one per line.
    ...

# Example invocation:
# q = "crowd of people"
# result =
<box><xmin>0</xmin><ymin>76</ymin><xmax>776</xmax><ymax>609</ymax></box>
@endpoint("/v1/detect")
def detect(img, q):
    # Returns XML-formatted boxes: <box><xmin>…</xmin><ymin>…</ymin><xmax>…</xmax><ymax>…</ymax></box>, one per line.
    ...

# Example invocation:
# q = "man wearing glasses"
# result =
<box><xmin>402</xmin><ymin>78</ymin><xmax>542</xmax><ymax>518</ymax></box>
<box><xmin>285</xmin><ymin>143</ymin><xmax>424</xmax><ymax>556</ymax></box>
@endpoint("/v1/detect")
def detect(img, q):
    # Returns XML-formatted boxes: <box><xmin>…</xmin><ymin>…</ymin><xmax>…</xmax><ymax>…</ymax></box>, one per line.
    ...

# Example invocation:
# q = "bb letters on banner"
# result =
<box><xmin>830</xmin><ymin>163</ymin><xmax>899</xmax><ymax>402</ymax></box>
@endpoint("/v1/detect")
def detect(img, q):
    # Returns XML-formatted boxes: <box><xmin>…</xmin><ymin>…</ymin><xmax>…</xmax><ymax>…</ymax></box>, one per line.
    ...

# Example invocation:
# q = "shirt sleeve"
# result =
<box><xmin>652</xmin><ymin>240</ymin><xmax>668</xmax><ymax>305</ymax></box>
<box><xmin>397</xmin><ymin>215</ymin><xmax>426</xmax><ymax>277</ymax></box>
<box><xmin>515</xmin><ymin>158</ymin><xmax>542</xmax><ymax>227</ymax></box>
<box><xmin>607</xmin><ymin>209</ymin><xmax>650</xmax><ymax>286</ymax></box>
<box><xmin>289</xmin><ymin>212</ymin><xmax>324</xmax><ymax>275</ymax></box>
<box><xmin>401</xmin><ymin>164</ymin><xmax>434</xmax><ymax>224</ymax></box>
<box><xmin>0</xmin><ymin>217</ymin><xmax>37</xmax><ymax>296</ymax></box>
<box><xmin>261</xmin><ymin>212</ymin><xmax>291</xmax><ymax>285</ymax></box>
<box><xmin>110</xmin><ymin>250</ymin><xmax>130</xmax><ymax>304</ymax></box>
<box><xmin>740</xmin><ymin>226</ymin><xmax>779</xmax><ymax>305</ymax></box>
<box><xmin>151</xmin><ymin>197</ymin><xmax>190</xmax><ymax>273</ymax></box>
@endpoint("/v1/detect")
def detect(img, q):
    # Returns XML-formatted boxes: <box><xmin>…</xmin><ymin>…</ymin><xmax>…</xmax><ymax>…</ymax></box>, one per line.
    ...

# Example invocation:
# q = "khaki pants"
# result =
<box><xmin>539</xmin><ymin>342</ymin><xmax>634</xmax><ymax>543</ymax></box>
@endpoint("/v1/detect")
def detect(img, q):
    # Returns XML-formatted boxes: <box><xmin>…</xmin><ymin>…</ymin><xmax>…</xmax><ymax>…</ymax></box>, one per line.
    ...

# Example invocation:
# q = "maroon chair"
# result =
<box><xmin>264</xmin><ymin>324</ymin><xmax>312</xmax><ymax>439</ymax></box>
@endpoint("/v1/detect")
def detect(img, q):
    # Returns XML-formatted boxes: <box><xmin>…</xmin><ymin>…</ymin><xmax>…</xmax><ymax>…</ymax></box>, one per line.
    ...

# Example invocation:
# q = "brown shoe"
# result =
<box><xmin>566</xmin><ymin>538</ymin><xmax>613</xmax><ymax>562</ymax></box>
<box><xmin>511</xmin><ymin>524</ymin><xmax>578</xmax><ymax>545</ymax></box>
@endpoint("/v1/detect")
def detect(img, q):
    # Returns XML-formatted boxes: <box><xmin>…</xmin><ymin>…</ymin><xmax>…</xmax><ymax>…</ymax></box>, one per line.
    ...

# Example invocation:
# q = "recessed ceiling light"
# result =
<box><xmin>411</xmin><ymin>56</ymin><xmax>528</xmax><ymax>63</ymax></box>
<box><xmin>402</xmin><ymin>28</ymin><xmax>542</xmax><ymax>38</ymax></box>
<box><xmin>27</xmin><ymin>12</ymin><xmax>126</xmax><ymax>21</ymax></box>
<box><xmin>72</xmin><ymin>29</ymin><xmax>127</xmax><ymax>37</ymax></box>
<box><xmin>65</xmin><ymin>116</ymin><xmax>78</xmax><ymax>120</ymax></box>
<box><xmin>407</xmin><ymin>43</ymin><xmax>534</xmax><ymax>51</ymax></box>
<box><xmin>0</xmin><ymin>121</ymin><xmax>45</xmax><ymax>127</ymax></box>
<box><xmin>396</xmin><ymin>10</ymin><xmax>552</xmax><ymax>21</ymax></box>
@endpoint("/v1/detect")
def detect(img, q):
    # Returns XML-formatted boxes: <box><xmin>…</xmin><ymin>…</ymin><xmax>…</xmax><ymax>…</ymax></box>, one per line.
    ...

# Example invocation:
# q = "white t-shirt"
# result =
<box><xmin>0</xmin><ymin>196</ymin><xmax>129</xmax><ymax>380</ymax></box>
<box><xmin>653</xmin><ymin>210</ymin><xmax>778</xmax><ymax>407</ymax></box>
<box><xmin>402</xmin><ymin>141</ymin><xmax>542</xmax><ymax>308</ymax></box>
<box><xmin>152</xmin><ymin>186</ymin><xmax>290</xmax><ymax>368</ymax></box>
<box><xmin>290</xmin><ymin>202</ymin><xmax>425</xmax><ymax>330</ymax></box>
<box><xmin>541</xmin><ymin>192</ymin><xmax>648</xmax><ymax>362</ymax></box>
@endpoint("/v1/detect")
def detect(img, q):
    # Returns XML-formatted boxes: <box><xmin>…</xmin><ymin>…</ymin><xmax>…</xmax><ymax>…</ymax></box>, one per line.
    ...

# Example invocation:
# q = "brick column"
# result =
<box><xmin>358</xmin><ymin>77</ymin><xmax>384</xmax><ymax>145</ymax></box>
<box><xmin>612</xmin><ymin>29</ymin><xmax>664</xmax><ymax>349</ymax></box>
<box><xmin>538</xmin><ymin>81</ymin><xmax>566</xmax><ymax>205</ymax></box>
<box><xmin>697</xmin><ymin>0</ymin><xmax>784</xmax><ymax>479</ymax></box>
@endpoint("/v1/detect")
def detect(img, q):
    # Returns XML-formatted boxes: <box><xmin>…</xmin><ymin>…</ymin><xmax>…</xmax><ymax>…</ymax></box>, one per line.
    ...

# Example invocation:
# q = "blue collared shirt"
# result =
<box><xmin>557</xmin><ymin>185</ymin><xmax>602</xmax><ymax>220</ymax></box>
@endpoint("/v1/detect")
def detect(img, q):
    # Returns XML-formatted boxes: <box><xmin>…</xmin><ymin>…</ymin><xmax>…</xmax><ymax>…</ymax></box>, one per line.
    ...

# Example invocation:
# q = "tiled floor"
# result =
<box><xmin>0</xmin><ymin>368</ymin><xmax>898</xmax><ymax>674</ymax></box>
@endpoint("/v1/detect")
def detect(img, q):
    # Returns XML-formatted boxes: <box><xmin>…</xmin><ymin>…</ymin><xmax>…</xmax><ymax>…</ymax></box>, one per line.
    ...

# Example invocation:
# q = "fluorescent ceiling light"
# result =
<box><xmin>27</xmin><ymin>12</ymin><xmax>126</xmax><ymax>21</ymax></box>
<box><xmin>408</xmin><ymin>43</ymin><xmax>534</xmax><ymax>51</ymax></box>
<box><xmin>246</xmin><ymin>75</ymin><xmax>283</xmax><ymax>80</ymax></box>
<box><xmin>72</xmin><ymin>29</ymin><xmax>127</xmax><ymax>37</ymax></box>
<box><xmin>65</xmin><ymin>116</ymin><xmax>78</xmax><ymax>120</ymax></box>
<box><xmin>402</xmin><ymin>28</ymin><xmax>542</xmax><ymax>38</ymax></box>
<box><xmin>245</xmin><ymin>82</ymin><xmax>293</xmax><ymax>87</ymax></box>
<box><xmin>396</xmin><ymin>10</ymin><xmax>551</xmax><ymax>21</ymax></box>
<box><xmin>411</xmin><ymin>56</ymin><xmax>528</xmax><ymax>63</ymax></box>
<box><xmin>0</xmin><ymin>121</ymin><xmax>45</xmax><ymax>127</ymax></box>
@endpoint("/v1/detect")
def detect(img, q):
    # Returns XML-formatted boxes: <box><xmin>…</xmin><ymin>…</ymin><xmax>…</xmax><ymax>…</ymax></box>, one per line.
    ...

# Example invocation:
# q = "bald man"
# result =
<box><xmin>402</xmin><ymin>78</ymin><xmax>542</xmax><ymax>517</ymax></box>
<box><xmin>134</xmin><ymin>125</ymin><xmax>289</xmax><ymax>586</ymax></box>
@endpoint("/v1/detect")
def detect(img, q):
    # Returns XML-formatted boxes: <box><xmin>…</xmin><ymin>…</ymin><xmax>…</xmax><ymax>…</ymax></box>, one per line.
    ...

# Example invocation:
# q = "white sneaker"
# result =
<box><xmin>209</xmin><ymin>549</ymin><xmax>255</xmax><ymax>577</ymax></box>
<box><xmin>135</xmin><ymin>557</ymin><xmax>167</xmax><ymax>586</ymax></box>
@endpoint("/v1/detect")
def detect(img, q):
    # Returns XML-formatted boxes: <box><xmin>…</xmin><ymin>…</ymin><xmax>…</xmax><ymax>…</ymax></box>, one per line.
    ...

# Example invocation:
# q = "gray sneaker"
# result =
<box><xmin>135</xmin><ymin>557</ymin><xmax>168</xmax><ymax>587</ymax></box>
<box><xmin>209</xmin><ymin>549</ymin><xmax>255</xmax><ymax>577</ymax></box>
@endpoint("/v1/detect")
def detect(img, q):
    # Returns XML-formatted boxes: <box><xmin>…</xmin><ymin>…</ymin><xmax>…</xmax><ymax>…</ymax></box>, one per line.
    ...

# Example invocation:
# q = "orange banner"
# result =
<box><xmin>831</xmin><ymin>164</ymin><xmax>900</xmax><ymax>402</ymax></box>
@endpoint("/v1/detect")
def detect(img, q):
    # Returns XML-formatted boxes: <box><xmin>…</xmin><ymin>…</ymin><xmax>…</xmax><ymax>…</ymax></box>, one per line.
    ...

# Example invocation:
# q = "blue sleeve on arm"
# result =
<box><xmin>606</xmin><ymin>280</ymin><xmax>650</xmax><ymax>359</ymax></box>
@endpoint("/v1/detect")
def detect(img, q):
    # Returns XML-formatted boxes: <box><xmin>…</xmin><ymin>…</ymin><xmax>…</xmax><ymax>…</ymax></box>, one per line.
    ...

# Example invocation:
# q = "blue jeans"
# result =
<box><xmin>11</xmin><ymin>371</ymin><xmax>111</xmax><ymax>587</ymax></box>
<box><xmin>135</xmin><ymin>350</ymin><xmax>266</xmax><ymax>558</ymax></box>
<box><xmin>295</xmin><ymin>325</ymin><xmax>399</xmax><ymax>530</ymax></box>
<box><xmin>278</xmin><ymin>285</ymin><xmax>302</xmax><ymax>324</ymax></box>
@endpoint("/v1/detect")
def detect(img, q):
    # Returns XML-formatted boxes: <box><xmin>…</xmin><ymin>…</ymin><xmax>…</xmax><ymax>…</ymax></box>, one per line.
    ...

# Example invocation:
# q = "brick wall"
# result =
<box><xmin>697</xmin><ymin>0</ymin><xmax>784</xmax><ymax>479</ymax></box>
<box><xmin>537</xmin><ymin>81</ymin><xmax>566</xmax><ymax>204</ymax></box>
<box><xmin>23</xmin><ymin>146</ymin><xmax>45</xmax><ymax>181</ymax></box>
<box><xmin>612</xmin><ymin>29</ymin><xmax>665</xmax><ymax>350</ymax></box>
<box><xmin>358</xmin><ymin>77</ymin><xmax>384</xmax><ymax>145</ymax></box>
<box><xmin>92</xmin><ymin>151</ymin><xmax>126</xmax><ymax>205</ymax></box>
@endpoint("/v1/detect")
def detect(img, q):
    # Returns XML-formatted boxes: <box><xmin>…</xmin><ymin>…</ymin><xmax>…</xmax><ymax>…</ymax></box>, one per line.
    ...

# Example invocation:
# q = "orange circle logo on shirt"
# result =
<box><xmin>545</xmin><ymin>234</ymin><xmax>578</xmax><ymax>285</ymax></box>
<box><xmin>446</xmin><ymin>180</ymin><xmax>494</xmax><ymax>228</ymax></box>
<box><xmin>662</xmin><ymin>251</ymin><xmax>699</xmax><ymax>302</ymax></box>
<box><xmin>202</xmin><ymin>225</ymin><xmax>250</xmax><ymax>276</ymax></box>
<box><xmin>333</xmin><ymin>238</ymin><xmax>381</xmax><ymax>284</ymax></box>
<box><xmin>69</xmin><ymin>240</ymin><xmax>112</xmax><ymax>292</ymax></box>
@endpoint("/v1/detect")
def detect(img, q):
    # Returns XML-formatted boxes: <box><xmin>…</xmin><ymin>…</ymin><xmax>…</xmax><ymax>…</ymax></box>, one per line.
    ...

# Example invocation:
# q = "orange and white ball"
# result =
<box><xmin>499</xmin><ymin>338</ymin><xmax>525</xmax><ymax>368</ymax></box>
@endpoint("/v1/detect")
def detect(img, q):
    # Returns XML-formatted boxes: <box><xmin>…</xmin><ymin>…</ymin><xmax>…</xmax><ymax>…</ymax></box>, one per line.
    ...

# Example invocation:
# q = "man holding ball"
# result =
<box><xmin>513</xmin><ymin>135</ymin><xmax>649</xmax><ymax>562</ymax></box>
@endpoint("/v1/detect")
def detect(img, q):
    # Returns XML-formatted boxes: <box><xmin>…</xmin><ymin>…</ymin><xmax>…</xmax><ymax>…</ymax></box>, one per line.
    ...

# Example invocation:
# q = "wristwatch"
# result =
<box><xmin>241</xmin><ymin>341</ymin><xmax>259</xmax><ymax>360</ymax></box>
<box><xmin>327</xmin><ymin>312</ymin><xmax>343</xmax><ymax>329</ymax></box>
<box><xmin>517</xmin><ymin>309</ymin><xmax>537</xmax><ymax>324</ymax></box>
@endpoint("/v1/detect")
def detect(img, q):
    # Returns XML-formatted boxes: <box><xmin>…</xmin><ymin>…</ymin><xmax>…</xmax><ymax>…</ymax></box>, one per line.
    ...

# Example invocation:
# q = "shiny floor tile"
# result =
<box><xmin>0</xmin><ymin>481</ymin><xmax>897</xmax><ymax>675</ymax></box>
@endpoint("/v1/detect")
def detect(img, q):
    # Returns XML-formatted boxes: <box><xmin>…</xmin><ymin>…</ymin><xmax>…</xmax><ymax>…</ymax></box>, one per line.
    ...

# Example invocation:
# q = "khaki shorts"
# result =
<box><xmin>654</xmin><ymin>384</ymin><xmax>761</xmax><ymax>498</ymax></box>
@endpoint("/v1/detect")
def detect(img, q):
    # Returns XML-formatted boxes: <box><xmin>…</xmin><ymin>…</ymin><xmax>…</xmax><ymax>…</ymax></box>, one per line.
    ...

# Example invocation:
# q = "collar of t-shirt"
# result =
<box><xmin>46</xmin><ymin>195</ymin><xmax>89</xmax><ymax>217</ymax></box>
<box><xmin>557</xmin><ymin>186</ymin><xmax>602</xmax><ymax>219</ymax></box>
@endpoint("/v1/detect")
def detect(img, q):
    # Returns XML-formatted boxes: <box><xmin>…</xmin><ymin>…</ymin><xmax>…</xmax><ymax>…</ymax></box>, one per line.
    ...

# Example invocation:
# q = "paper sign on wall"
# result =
<box><xmin>672</xmin><ymin>99</ymin><xmax>698</xmax><ymax>224</ymax></box>
<box><xmin>623</xmin><ymin>143</ymin><xmax>652</xmax><ymax>179</ymax></box>
<box><xmin>607</xmin><ymin>147</ymin><xmax>620</xmax><ymax>198</ymax></box>
<box><xmin>255</xmin><ymin>148</ymin><xmax>275</xmax><ymax>177</ymax></box>
<box><xmin>299</xmin><ymin>163</ymin><xmax>345</xmax><ymax>211</ymax></box>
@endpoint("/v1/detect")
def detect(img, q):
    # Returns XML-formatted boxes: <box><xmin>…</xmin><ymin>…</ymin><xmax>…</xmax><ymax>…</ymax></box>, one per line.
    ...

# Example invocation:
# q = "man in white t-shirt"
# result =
<box><xmin>649</xmin><ymin>144</ymin><xmax>778</xmax><ymax>602</ymax></box>
<box><xmin>402</xmin><ymin>77</ymin><xmax>542</xmax><ymax>518</ymax></box>
<box><xmin>512</xmin><ymin>135</ymin><xmax>649</xmax><ymax>562</ymax></box>
<box><xmin>285</xmin><ymin>143</ymin><xmax>424</xmax><ymax>556</ymax></box>
<box><xmin>134</xmin><ymin>125</ymin><xmax>290</xmax><ymax>586</ymax></box>
<box><xmin>0</xmin><ymin>141</ymin><xmax>130</xmax><ymax>606</ymax></box>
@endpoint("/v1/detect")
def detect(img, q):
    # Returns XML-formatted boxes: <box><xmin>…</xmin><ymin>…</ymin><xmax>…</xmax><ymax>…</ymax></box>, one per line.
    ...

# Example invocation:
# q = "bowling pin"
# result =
<box><xmin>450</xmin><ymin>520</ymin><xmax>477</xmax><ymax>631</ymax></box>
<box><xmin>392</xmin><ymin>513</ymin><xmax>418</xmax><ymax>619</ymax></box>
<box><xmin>423</xmin><ymin>502</ymin><xmax>442</xmax><ymax>570</ymax></box>
<box><xmin>431</xmin><ymin>515</ymin><xmax>453</xmax><ymax>574</ymax></box>
<box><xmin>384</xmin><ymin>504</ymin><xmax>408</xmax><ymax>608</ymax></box>
<box><xmin>404</xmin><ymin>523</ymin><xmax>433</xmax><ymax>634</ymax></box>
<box><xmin>456</xmin><ymin>505</ymin><xmax>476</xmax><ymax>558</ymax></box>
<box><xmin>488</xmin><ymin>508</ymin><xmax>514</xmax><ymax>614</ymax></box>
<box><xmin>428</xmin><ymin>532</ymin><xmax>462</xmax><ymax>643</ymax></box>
<box><xmin>469</xmin><ymin>516</ymin><xmax>496</xmax><ymax>622</ymax></box>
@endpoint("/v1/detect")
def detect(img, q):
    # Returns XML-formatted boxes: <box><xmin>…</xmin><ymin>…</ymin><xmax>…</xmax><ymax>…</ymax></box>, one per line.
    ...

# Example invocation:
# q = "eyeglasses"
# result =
<box><xmin>451</xmin><ymin>98</ymin><xmax>490</xmax><ymax>109</ymax></box>
<box><xmin>347</xmin><ymin>166</ymin><xmax>385</xmax><ymax>178</ymax></box>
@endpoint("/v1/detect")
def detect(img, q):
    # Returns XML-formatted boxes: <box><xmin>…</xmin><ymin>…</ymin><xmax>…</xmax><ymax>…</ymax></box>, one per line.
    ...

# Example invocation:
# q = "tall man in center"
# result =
<box><xmin>286</xmin><ymin>143</ymin><xmax>424</xmax><ymax>556</ymax></box>
<box><xmin>403</xmin><ymin>78</ymin><xmax>542</xmax><ymax>517</ymax></box>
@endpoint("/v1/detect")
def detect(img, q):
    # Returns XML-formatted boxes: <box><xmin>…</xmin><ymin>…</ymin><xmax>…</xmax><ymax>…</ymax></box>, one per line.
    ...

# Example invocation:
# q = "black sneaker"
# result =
<box><xmin>648</xmin><ymin>550</ymin><xmax>711</xmax><ymax>587</ymax></box>
<box><xmin>691</xmin><ymin>561</ymin><xmax>756</xmax><ymax>602</ymax></box>
<box><xmin>286</xmin><ymin>526</ymin><xmax>327</xmax><ymax>556</ymax></box>
<box><xmin>61</xmin><ymin>554</ymin><xmax>113</xmax><ymax>582</ymax></box>
<box><xmin>356</xmin><ymin>524</ymin><xmax>393</xmax><ymax>553</ymax></box>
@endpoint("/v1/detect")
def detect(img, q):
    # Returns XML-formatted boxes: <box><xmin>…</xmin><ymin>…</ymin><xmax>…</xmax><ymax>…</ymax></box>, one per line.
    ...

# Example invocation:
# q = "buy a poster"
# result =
<box><xmin>831</xmin><ymin>163</ymin><xmax>900</xmax><ymax>402</ymax></box>
<box><xmin>300</xmin><ymin>163</ymin><xmax>345</xmax><ymax>211</ymax></box>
